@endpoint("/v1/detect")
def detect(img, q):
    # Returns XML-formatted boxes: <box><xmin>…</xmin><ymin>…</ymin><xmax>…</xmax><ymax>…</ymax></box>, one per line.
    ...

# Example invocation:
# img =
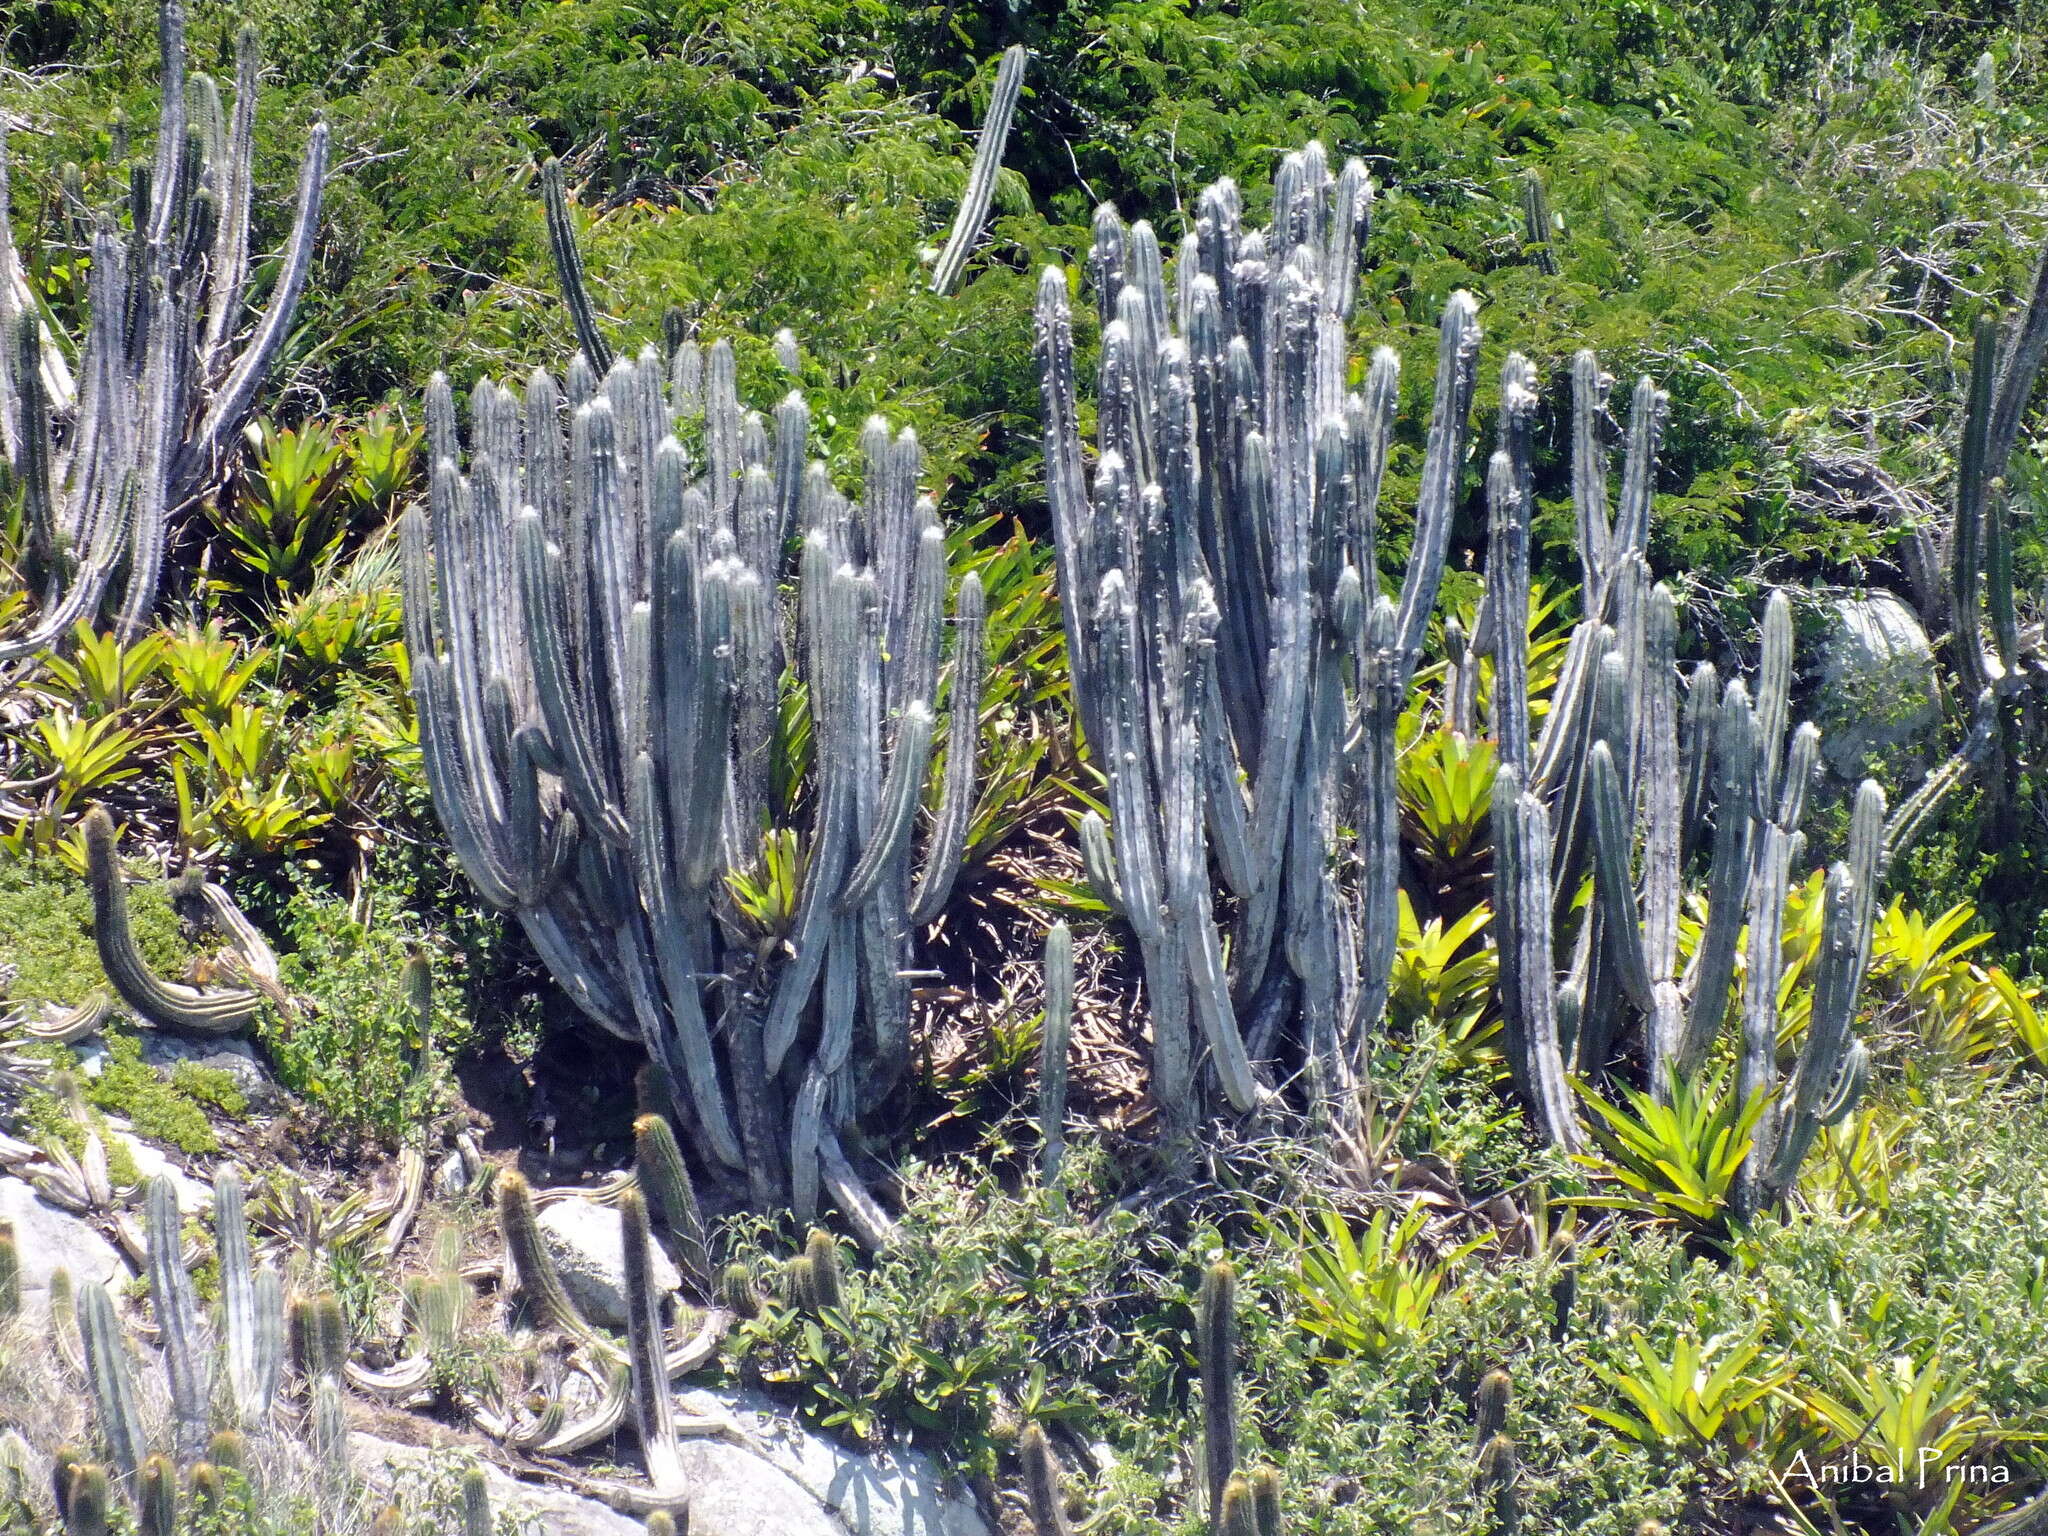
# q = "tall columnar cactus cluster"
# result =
<box><xmin>0</xmin><ymin>0</ymin><xmax>329</xmax><ymax>658</ymax></box>
<box><xmin>1037</xmin><ymin>143</ymin><xmax>1476</xmax><ymax>1135</ymax></box>
<box><xmin>1478</xmin><ymin>357</ymin><xmax>1884</xmax><ymax>1174</ymax></box>
<box><xmin>1038</xmin><ymin>146</ymin><xmax>1887</xmax><ymax>1178</ymax></box>
<box><xmin>402</xmin><ymin>321</ymin><xmax>983</xmax><ymax>1237</ymax></box>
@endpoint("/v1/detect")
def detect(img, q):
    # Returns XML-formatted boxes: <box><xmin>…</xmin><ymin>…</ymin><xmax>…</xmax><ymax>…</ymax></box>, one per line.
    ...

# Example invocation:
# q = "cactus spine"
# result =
<box><xmin>0</xmin><ymin>0</ymin><xmax>329</xmax><ymax>656</ymax></box>
<box><xmin>930</xmin><ymin>46</ymin><xmax>1029</xmax><ymax>297</ymax></box>
<box><xmin>406</xmin><ymin>190</ymin><xmax>986</xmax><ymax>1228</ymax></box>
<box><xmin>1020</xmin><ymin>1421</ymin><xmax>1074</xmax><ymax>1536</ymax></box>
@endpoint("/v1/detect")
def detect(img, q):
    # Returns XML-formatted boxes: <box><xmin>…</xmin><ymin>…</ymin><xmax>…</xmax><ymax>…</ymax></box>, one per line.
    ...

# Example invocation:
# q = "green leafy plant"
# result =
<box><xmin>210</xmin><ymin>419</ymin><xmax>354</xmax><ymax>605</ymax></box>
<box><xmin>1571</xmin><ymin>1070</ymin><xmax>1770</xmax><ymax>1244</ymax></box>
<box><xmin>1580</xmin><ymin>1330</ymin><xmax>1794</xmax><ymax>1460</ymax></box>
<box><xmin>1275</xmin><ymin>1205</ymin><xmax>1476</xmax><ymax>1364</ymax></box>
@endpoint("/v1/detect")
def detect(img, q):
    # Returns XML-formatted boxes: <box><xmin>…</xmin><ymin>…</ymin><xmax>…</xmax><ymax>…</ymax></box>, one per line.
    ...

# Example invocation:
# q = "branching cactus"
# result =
<box><xmin>1472</xmin><ymin>344</ymin><xmax>1887</xmax><ymax>1190</ymax></box>
<box><xmin>0</xmin><ymin>0</ymin><xmax>329</xmax><ymax>656</ymax></box>
<box><xmin>1037</xmin><ymin>143</ymin><xmax>1479</xmax><ymax>1133</ymax></box>
<box><xmin>405</xmin><ymin>194</ymin><xmax>985</xmax><ymax>1235</ymax></box>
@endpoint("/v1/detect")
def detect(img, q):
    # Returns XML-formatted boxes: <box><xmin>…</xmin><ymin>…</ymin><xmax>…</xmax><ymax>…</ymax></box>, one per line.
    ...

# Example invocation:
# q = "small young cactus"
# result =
<box><xmin>1474</xmin><ymin>1367</ymin><xmax>1512</xmax><ymax>1449</ymax></box>
<box><xmin>804</xmin><ymin>1229</ymin><xmax>844</xmax><ymax>1313</ymax></box>
<box><xmin>719</xmin><ymin>1262</ymin><xmax>762</xmax><ymax>1320</ymax></box>
<box><xmin>1039</xmin><ymin>922</ymin><xmax>1075</xmax><ymax>1192</ymax></box>
<box><xmin>635</xmin><ymin>1113</ymin><xmax>713</xmax><ymax>1291</ymax></box>
<box><xmin>1216</xmin><ymin>1474</ymin><xmax>1261</xmax><ymax>1536</ymax></box>
<box><xmin>1477</xmin><ymin>1433</ymin><xmax>1521</xmax><ymax>1534</ymax></box>
<box><xmin>62</xmin><ymin>1463</ymin><xmax>111</xmax><ymax>1536</ymax></box>
<box><xmin>1197</xmin><ymin>1261</ymin><xmax>1240</xmax><ymax>1517</ymax></box>
<box><xmin>137</xmin><ymin>1455</ymin><xmax>177</xmax><ymax>1536</ymax></box>
<box><xmin>1019</xmin><ymin>1422</ymin><xmax>1074</xmax><ymax>1536</ymax></box>
<box><xmin>1248</xmin><ymin>1467</ymin><xmax>1283</xmax><ymax>1536</ymax></box>
<box><xmin>461</xmin><ymin>1464</ymin><xmax>493</xmax><ymax>1536</ymax></box>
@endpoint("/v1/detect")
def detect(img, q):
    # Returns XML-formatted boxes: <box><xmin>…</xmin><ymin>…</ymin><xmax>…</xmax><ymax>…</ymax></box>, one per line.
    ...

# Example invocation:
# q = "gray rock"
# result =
<box><xmin>1820</xmin><ymin>593</ymin><xmax>1940</xmax><ymax>775</ymax></box>
<box><xmin>670</xmin><ymin>1437</ymin><xmax>850</xmax><ymax>1536</ymax></box>
<box><xmin>535</xmin><ymin>1195</ymin><xmax>680</xmax><ymax>1327</ymax></box>
<box><xmin>0</xmin><ymin>1176</ymin><xmax>125</xmax><ymax>1318</ymax></box>
<box><xmin>134</xmin><ymin>1032</ymin><xmax>280</xmax><ymax>1111</ymax></box>
<box><xmin>350</xmin><ymin>1434</ymin><xmax>645</xmax><ymax>1536</ymax></box>
<box><xmin>684</xmin><ymin>1388</ymin><xmax>991</xmax><ymax>1536</ymax></box>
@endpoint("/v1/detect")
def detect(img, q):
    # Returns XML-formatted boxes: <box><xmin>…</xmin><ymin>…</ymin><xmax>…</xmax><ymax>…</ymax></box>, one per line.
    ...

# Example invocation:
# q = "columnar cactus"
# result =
<box><xmin>404</xmin><ymin>195</ymin><xmax>985</xmax><ymax>1232</ymax></box>
<box><xmin>1040</xmin><ymin>147</ymin><xmax>1894</xmax><ymax>1192</ymax></box>
<box><xmin>83</xmin><ymin>806</ymin><xmax>265</xmax><ymax>1036</ymax></box>
<box><xmin>0</xmin><ymin>0</ymin><xmax>329</xmax><ymax>657</ymax></box>
<box><xmin>1036</xmin><ymin>143</ymin><xmax>1477</xmax><ymax>1132</ymax></box>
<box><xmin>1197</xmin><ymin>1259</ymin><xmax>1240</xmax><ymax>1516</ymax></box>
<box><xmin>1038</xmin><ymin>921</ymin><xmax>1074</xmax><ymax>1191</ymax></box>
<box><xmin>930</xmin><ymin>46</ymin><xmax>1029</xmax><ymax>297</ymax></box>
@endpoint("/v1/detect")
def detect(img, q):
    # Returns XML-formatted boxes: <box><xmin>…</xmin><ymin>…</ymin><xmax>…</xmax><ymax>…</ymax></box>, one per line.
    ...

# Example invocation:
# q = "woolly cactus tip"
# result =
<box><xmin>804</xmin><ymin>1229</ymin><xmax>844</xmax><ymax>1313</ymax></box>
<box><xmin>64</xmin><ymin>1463</ymin><xmax>112</xmax><ymax>1536</ymax></box>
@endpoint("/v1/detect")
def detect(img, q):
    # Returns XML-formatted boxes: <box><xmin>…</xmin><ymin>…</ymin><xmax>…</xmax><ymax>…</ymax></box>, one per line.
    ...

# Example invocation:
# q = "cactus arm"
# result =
<box><xmin>1586</xmin><ymin>741</ymin><xmax>1654</xmax><ymax>1012</ymax></box>
<box><xmin>1392</xmin><ymin>291</ymin><xmax>1481</xmax><ymax>692</ymax></box>
<box><xmin>1883</xmin><ymin>688</ymin><xmax>1999</xmax><ymax>870</ymax></box>
<box><xmin>1522</xmin><ymin>170</ymin><xmax>1559</xmax><ymax>276</ymax></box>
<box><xmin>838</xmin><ymin>701</ymin><xmax>935</xmax><ymax>911</ymax></box>
<box><xmin>1639</xmin><ymin>586</ymin><xmax>1684</xmax><ymax>1085</ymax></box>
<box><xmin>515</xmin><ymin>508</ymin><xmax>630</xmax><ymax>846</ymax></box>
<box><xmin>619</xmin><ymin>1190</ymin><xmax>685</xmax><ymax>1497</ymax></box>
<box><xmin>1677</xmin><ymin>683</ymin><xmax>1757</xmax><ymax>1074</ymax></box>
<box><xmin>930</xmin><ymin>46</ymin><xmax>1028</xmax><ymax>297</ymax></box>
<box><xmin>634</xmin><ymin>1114</ymin><xmax>713</xmax><ymax>1292</ymax></box>
<box><xmin>1951</xmin><ymin>317</ymin><xmax>1999</xmax><ymax>696</ymax></box>
<box><xmin>1988</xmin><ymin>236</ymin><xmax>2048</xmax><ymax>479</ymax></box>
<box><xmin>541</xmin><ymin>158</ymin><xmax>614</xmax><ymax>374</ymax></box>
<box><xmin>83</xmin><ymin>807</ymin><xmax>261</xmax><ymax>1035</ymax></box>
<box><xmin>79</xmin><ymin>1283</ymin><xmax>147</xmax><ymax>1481</ymax></box>
<box><xmin>910</xmin><ymin>573</ymin><xmax>987</xmax><ymax>925</ymax></box>
<box><xmin>199</xmin><ymin>27</ymin><xmax>260</xmax><ymax>354</ymax></box>
<box><xmin>144</xmin><ymin>1176</ymin><xmax>211</xmax><ymax>1462</ymax></box>
<box><xmin>172</xmin><ymin>118</ymin><xmax>330</xmax><ymax>522</ymax></box>
<box><xmin>1766</xmin><ymin>781</ymin><xmax>1885</xmax><ymax>1198</ymax></box>
<box><xmin>1487</xmin><ymin>359</ymin><xmax>1538</xmax><ymax>778</ymax></box>
<box><xmin>497</xmin><ymin>1173</ymin><xmax>612</xmax><ymax>1357</ymax></box>
<box><xmin>1986</xmin><ymin>479</ymin><xmax>2018</xmax><ymax>673</ymax></box>
<box><xmin>1753</xmin><ymin>590</ymin><xmax>1793</xmax><ymax>801</ymax></box>
<box><xmin>1493</xmin><ymin>766</ymin><xmax>1582</xmax><ymax>1150</ymax></box>
<box><xmin>1569</xmin><ymin>351</ymin><xmax>1614</xmax><ymax>599</ymax></box>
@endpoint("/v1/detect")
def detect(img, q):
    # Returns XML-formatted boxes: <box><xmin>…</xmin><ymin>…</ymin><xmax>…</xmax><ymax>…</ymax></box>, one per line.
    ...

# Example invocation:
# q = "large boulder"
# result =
<box><xmin>1819</xmin><ymin>592</ymin><xmax>1939</xmax><ymax>776</ymax></box>
<box><xmin>535</xmin><ymin>1194</ymin><xmax>681</xmax><ymax>1327</ymax></box>
<box><xmin>684</xmin><ymin>1388</ymin><xmax>991</xmax><ymax>1536</ymax></box>
<box><xmin>0</xmin><ymin>1176</ymin><xmax>125</xmax><ymax>1318</ymax></box>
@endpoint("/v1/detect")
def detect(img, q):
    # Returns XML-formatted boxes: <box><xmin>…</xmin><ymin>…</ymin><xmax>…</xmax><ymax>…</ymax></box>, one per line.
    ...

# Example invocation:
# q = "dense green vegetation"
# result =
<box><xmin>4</xmin><ymin>0</ymin><xmax>2048</xmax><ymax>1531</ymax></box>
